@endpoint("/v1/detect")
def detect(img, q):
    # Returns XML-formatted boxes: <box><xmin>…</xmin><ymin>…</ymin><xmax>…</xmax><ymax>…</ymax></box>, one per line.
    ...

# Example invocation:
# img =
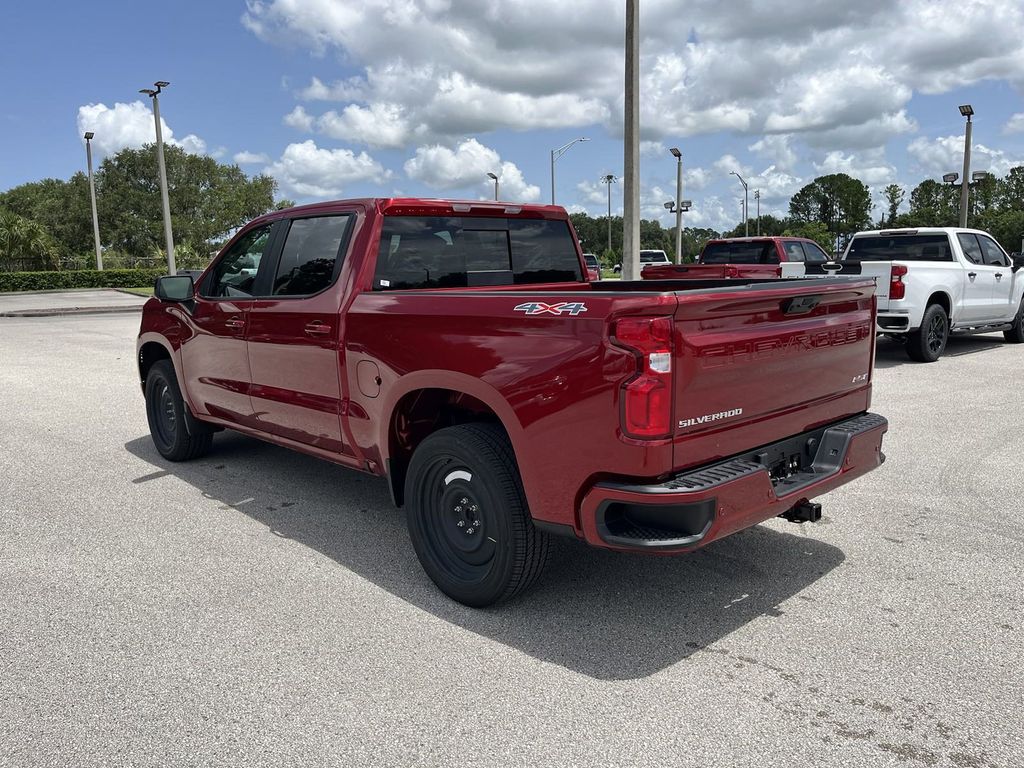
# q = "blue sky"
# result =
<box><xmin>3</xmin><ymin>0</ymin><xmax>1024</xmax><ymax>233</ymax></box>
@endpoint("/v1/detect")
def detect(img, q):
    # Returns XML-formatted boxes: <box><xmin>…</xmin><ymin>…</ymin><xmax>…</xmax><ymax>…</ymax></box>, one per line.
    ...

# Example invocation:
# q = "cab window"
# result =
<box><xmin>202</xmin><ymin>225</ymin><xmax>273</xmax><ymax>298</ymax></box>
<box><xmin>272</xmin><ymin>215</ymin><xmax>352</xmax><ymax>296</ymax></box>
<box><xmin>957</xmin><ymin>233</ymin><xmax>984</xmax><ymax>265</ymax></box>
<box><xmin>783</xmin><ymin>242</ymin><xmax>805</xmax><ymax>262</ymax></box>
<box><xmin>802</xmin><ymin>242</ymin><xmax>830</xmax><ymax>263</ymax></box>
<box><xmin>977</xmin><ymin>234</ymin><xmax>1010</xmax><ymax>267</ymax></box>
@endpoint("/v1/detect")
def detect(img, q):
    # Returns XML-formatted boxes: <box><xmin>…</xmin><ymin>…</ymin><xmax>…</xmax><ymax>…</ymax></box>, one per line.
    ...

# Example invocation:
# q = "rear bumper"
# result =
<box><xmin>577</xmin><ymin>412</ymin><xmax>887</xmax><ymax>552</ymax></box>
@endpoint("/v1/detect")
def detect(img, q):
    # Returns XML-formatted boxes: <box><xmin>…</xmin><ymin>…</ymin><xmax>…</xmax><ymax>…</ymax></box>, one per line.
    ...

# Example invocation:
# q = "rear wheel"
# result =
<box><xmin>1003</xmin><ymin>298</ymin><xmax>1024</xmax><ymax>343</ymax></box>
<box><xmin>906</xmin><ymin>304</ymin><xmax>948</xmax><ymax>362</ymax></box>
<box><xmin>145</xmin><ymin>360</ymin><xmax>213</xmax><ymax>461</ymax></box>
<box><xmin>404</xmin><ymin>423</ymin><xmax>550</xmax><ymax>607</ymax></box>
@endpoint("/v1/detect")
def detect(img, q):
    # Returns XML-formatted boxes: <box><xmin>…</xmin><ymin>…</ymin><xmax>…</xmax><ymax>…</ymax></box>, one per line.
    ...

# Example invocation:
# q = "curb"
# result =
<box><xmin>0</xmin><ymin>305</ymin><xmax>144</xmax><ymax>318</ymax></box>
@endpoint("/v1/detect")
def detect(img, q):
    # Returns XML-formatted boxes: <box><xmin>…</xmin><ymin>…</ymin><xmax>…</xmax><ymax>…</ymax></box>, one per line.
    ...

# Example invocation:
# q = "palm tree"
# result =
<box><xmin>0</xmin><ymin>209</ymin><xmax>59</xmax><ymax>270</ymax></box>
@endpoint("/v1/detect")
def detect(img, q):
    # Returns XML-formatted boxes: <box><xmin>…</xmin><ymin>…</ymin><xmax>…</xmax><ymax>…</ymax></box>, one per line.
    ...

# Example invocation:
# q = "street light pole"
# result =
<box><xmin>622</xmin><ymin>0</ymin><xmax>641</xmax><ymax>280</ymax></box>
<box><xmin>958</xmin><ymin>104</ymin><xmax>974</xmax><ymax>227</ymax></box>
<box><xmin>601</xmin><ymin>174</ymin><xmax>617</xmax><ymax>255</ymax></box>
<box><xmin>731</xmin><ymin>171</ymin><xmax>749</xmax><ymax>237</ymax></box>
<box><xmin>140</xmin><ymin>81</ymin><xmax>176</xmax><ymax>275</ymax></box>
<box><xmin>487</xmin><ymin>172</ymin><xmax>499</xmax><ymax>201</ymax></box>
<box><xmin>83</xmin><ymin>132</ymin><xmax>103</xmax><ymax>270</ymax></box>
<box><xmin>670</xmin><ymin>147</ymin><xmax>683</xmax><ymax>264</ymax></box>
<box><xmin>550</xmin><ymin>137</ymin><xmax>589</xmax><ymax>205</ymax></box>
<box><xmin>754</xmin><ymin>189</ymin><xmax>761</xmax><ymax>236</ymax></box>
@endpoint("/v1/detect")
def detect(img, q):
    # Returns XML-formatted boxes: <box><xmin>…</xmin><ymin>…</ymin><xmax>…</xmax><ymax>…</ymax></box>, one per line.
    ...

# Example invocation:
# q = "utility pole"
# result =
<box><xmin>670</xmin><ymin>148</ymin><xmax>683</xmax><ymax>264</ymax></box>
<box><xmin>731</xmin><ymin>171</ymin><xmax>749</xmax><ymax>237</ymax></box>
<box><xmin>140</xmin><ymin>81</ymin><xmax>176</xmax><ymax>275</ymax></box>
<box><xmin>958</xmin><ymin>104</ymin><xmax>974</xmax><ymax>227</ymax></box>
<box><xmin>622</xmin><ymin>0</ymin><xmax>640</xmax><ymax>280</ymax></box>
<box><xmin>83</xmin><ymin>132</ymin><xmax>103</xmax><ymax>270</ymax></box>
<box><xmin>754</xmin><ymin>189</ymin><xmax>761</xmax><ymax>236</ymax></box>
<box><xmin>601</xmin><ymin>174</ymin><xmax>617</xmax><ymax>256</ymax></box>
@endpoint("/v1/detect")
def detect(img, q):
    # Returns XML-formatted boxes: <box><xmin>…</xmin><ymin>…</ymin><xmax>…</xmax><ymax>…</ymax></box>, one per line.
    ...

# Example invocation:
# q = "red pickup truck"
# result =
<box><xmin>137</xmin><ymin>199</ymin><xmax>887</xmax><ymax>606</ymax></box>
<box><xmin>642</xmin><ymin>236</ymin><xmax>833</xmax><ymax>279</ymax></box>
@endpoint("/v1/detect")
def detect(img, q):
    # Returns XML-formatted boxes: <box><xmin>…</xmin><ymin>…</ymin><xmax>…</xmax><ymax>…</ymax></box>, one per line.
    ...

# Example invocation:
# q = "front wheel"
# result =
<box><xmin>1003</xmin><ymin>298</ymin><xmax>1024</xmax><ymax>343</ymax></box>
<box><xmin>404</xmin><ymin>423</ymin><xmax>550</xmax><ymax>607</ymax></box>
<box><xmin>906</xmin><ymin>304</ymin><xmax>948</xmax><ymax>362</ymax></box>
<box><xmin>145</xmin><ymin>360</ymin><xmax>213</xmax><ymax>461</ymax></box>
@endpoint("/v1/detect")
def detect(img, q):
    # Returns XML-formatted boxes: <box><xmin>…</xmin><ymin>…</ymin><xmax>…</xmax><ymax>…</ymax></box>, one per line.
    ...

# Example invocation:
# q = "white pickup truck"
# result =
<box><xmin>827</xmin><ymin>228</ymin><xmax>1024</xmax><ymax>362</ymax></box>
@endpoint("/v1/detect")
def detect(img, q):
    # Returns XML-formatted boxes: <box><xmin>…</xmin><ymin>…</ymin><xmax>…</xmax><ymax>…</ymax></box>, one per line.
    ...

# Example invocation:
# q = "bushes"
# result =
<box><xmin>0</xmin><ymin>268</ymin><xmax>165</xmax><ymax>293</ymax></box>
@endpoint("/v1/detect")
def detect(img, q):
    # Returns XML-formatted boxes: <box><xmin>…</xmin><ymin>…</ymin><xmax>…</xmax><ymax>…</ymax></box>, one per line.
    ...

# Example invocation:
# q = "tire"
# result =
<box><xmin>404</xmin><ymin>423</ymin><xmax>550</xmax><ymax>607</ymax></box>
<box><xmin>1003</xmin><ymin>298</ymin><xmax>1024</xmax><ymax>343</ymax></box>
<box><xmin>906</xmin><ymin>304</ymin><xmax>948</xmax><ymax>362</ymax></box>
<box><xmin>145</xmin><ymin>360</ymin><xmax>213</xmax><ymax>461</ymax></box>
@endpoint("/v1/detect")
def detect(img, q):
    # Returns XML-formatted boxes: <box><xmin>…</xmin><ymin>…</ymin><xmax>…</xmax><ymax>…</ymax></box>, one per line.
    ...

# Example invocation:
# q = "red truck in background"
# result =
<box><xmin>642</xmin><ymin>236</ymin><xmax>834</xmax><ymax>279</ymax></box>
<box><xmin>137</xmin><ymin>199</ymin><xmax>887</xmax><ymax>607</ymax></box>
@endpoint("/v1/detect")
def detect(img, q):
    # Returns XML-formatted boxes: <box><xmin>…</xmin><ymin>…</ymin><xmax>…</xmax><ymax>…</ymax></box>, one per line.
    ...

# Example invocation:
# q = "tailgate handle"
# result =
<box><xmin>781</xmin><ymin>295</ymin><xmax>821</xmax><ymax>315</ymax></box>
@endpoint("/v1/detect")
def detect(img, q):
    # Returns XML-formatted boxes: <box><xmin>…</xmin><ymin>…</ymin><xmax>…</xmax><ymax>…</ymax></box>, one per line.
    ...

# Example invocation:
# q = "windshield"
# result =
<box><xmin>640</xmin><ymin>250</ymin><xmax>668</xmax><ymax>263</ymax></box>
<box><xmin>846</xmin><ymin>234</ymin><xmax>953</xmax><ymax>262</ymax></box>
<box><xmin>701</xmin><ymin>241</ymin><xmax>775</xmax><ymax>264</ymax></box>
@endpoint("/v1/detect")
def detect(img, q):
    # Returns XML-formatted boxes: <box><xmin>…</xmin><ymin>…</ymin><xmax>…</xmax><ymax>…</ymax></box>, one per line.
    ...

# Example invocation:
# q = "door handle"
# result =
<box><xmin>304</xmin><ymin>321</ymin><xmax>332</xmax><ymax>336</ymax></box>
<box><xmin>968</xmin><ymin>272</ymin><xmax>977</xmax><ymax>279</ymax></box>
<box><xmin>224</xmin><ymin>316</ymin><xmax>245</xmax><ymax>330</ymax></box>
<box><xmin>995</xmin><ymin>272</ymin><xmax>1003</xmax><ymax>280</ymax></box>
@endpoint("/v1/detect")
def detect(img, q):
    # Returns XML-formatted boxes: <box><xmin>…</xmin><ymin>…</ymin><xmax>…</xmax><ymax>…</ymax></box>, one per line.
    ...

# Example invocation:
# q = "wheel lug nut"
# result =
<box><xmin>460</xmin><ymin>497</ymin><xmax>469</xmax><ymax>504</ymax></box>
<box><xmin>466</xmin><ymin>527</ymin><xmax>475</xmax><ymax>534</ymax></box>
<box><xmin>456</xmin><ymin>520</ymin><xmax>465</xmax><ymax>527</ymax></box>
<box><xmin>455</xmin><ymin>505</ymin><xmax>463</xmax><ymax>513</ymax></box>
<box><xmin>473</xmin><ymin>520</ymin><xmax>480</xmax><ymax>526</ymax></box>
<box><xmin>470</xmin><ymin>505</ymin><xmax>478</xmax><ymax>512</ymax></box>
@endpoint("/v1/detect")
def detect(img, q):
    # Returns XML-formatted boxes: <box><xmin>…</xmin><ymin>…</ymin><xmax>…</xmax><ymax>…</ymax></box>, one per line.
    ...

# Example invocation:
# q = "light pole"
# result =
<box><xmin>550</xmin><ymin>137</ymin><xmax>589</xmax><ymax>205</ymax></box>
<box><xmin>663</xmin><ymin>199</ymin><xmax>691</xmax><ymax>260</ymax></box>
<box><xmin>669</xmin><ymin>147</ymin><xmax>683</xmax><ymax>263</ymax></box>
<box><xmin>83</xmin><ymin>132</ymin><xmax>103</xmax><ymax>270</ymax></box>
<box><xmin>730</xmin><ymin>171</ymin><xmax>749</xmax><ymax>237</ymax></box>
<box><xmin>622</xmin><ymin>0</ymin><xmax>640</xmax><ymax>280</ymax></box>
<box><xmin>487</xmin><ymin>172</ymin><xmax>499</xmax><ymax>201</ymax></box>
<box><xmin>601</xmin><ymin>174</ymin><xmax>617</xmax><ymax>256</ymax></box>
<box><xmin>140</xmin><ymin>81</ymin><xmax>175</xmax><ymax>275</ymax></box>
<box><xmin>958</xmin><ymin>104</ymin><xmax>973</xmax><ymax>228</ymax></box>
<box><xmin>754</xmin><ymin>189</ymin><xmax>761</xmax><ymax>236</ymax></box>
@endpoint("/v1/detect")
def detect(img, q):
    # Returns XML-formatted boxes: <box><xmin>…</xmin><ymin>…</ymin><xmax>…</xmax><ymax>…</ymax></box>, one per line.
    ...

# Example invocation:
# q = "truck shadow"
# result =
<box><xmin>125</xmin><ymin>433</ymin><xmax>845</xmax><ymax>680</ymax></box>
<box><xmin>874</xmin><ymin>333</ymin><xmax>1006</xmax><ymax>368</ymax></box>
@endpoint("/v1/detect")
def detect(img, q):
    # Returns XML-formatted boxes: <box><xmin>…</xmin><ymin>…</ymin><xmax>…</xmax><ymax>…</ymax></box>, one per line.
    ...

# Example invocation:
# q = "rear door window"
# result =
<box><xmin>956</xmin><ymin>233</ymin><xmax>984</xmax><ymax>265</ymax></box>
<box><xmin>272</xmin><ymin>215</ymin><xmax>353</xmax><ymax>296</ymax></box>
<box><xmin>374</xmin><ymin>216</ymin><xmax>582</xmax><ymax>290</ymax></box>
<box><xmin>801</xmin><ymin>242</ymin><xmax>830</xmax><ymax>263</ymax></box>
<box><xmin>782</xmin><ymin>242</ymin><xmax>805</xmax><ymax>262</ymax></box>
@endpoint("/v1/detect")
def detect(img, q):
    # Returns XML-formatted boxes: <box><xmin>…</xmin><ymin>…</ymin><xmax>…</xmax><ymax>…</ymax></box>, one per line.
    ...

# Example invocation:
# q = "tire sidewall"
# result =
<box><xmin>405</xmin><ymin>427</ymin><xmax>522</xmax><ymax>607</ymax></box>
<box><xmin>911</xmin><ymin>304</ymin><xmax>948</xmax><ymax>362</ymax></box>
<box><xmin>145</xmin><ymin>360</ymin><xmax>187</xmax><ymax>459</ymax></box>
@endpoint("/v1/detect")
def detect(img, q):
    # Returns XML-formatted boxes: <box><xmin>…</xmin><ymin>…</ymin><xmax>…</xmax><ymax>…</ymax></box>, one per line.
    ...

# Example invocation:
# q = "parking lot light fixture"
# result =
<box><xmin>971</xmin><ymin>171</ymin><xmax>990</xmax><ymax>182</ymax></box>
<box><xmin>942</xmin><ymin>172</ymin><xmax>959</xmax><ymax>184</ymax></box>
<box><xmin>486</xmin><ymin>172</ymin><xmax>499</xmax><ymax>201</ymax></box>
<box><xmin>958</xmin><ymin>104</ymin><xmax>973</xmax><ymax>227</ymax></box>
<box><xmin>550</xmin><ymin>137</ymin><xmax>589</xmax><ymax>205</ymax></box>
<box><xmin>83</xmin><ymin>132</ymin><xmax>103</xmax><ymax>270</ymax></box>
<box><xmin>140</xmin><ymin>81</ymin><xmax>176</xmax><ymax>275</ymax></box>
<box><xmin>669</xmin><ymin>147</ymin><xmax>683</xmax><ymax>263</ymax></box>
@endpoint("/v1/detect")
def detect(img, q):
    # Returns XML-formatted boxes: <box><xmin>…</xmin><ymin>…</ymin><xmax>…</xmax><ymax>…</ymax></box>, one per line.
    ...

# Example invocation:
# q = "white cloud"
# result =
<box><xmin>234</xmin><ymin>150</ymin><xmax>271</xmax><ymax>164</ymax></box>
<box><xmin>1004</xmin><ymin>113</ymin><xmax>1024</xmax><ymax>134</ymax></box>
<box><xmin>814</xmin><ymin>150</ymin><xmax>897</xmax><ymax>187</ymax></box>
<box><xmin>76</xmin><ymin>101</ymin><xmax>208</xmax><ymax>157</ymax></box>
<box><xmin>266</xmin><ymin>140</ymin><xmax>390</xmax><ymax>197</ymax></box>
<box><xmin>283</xmin><ymin>105</ymin><xmax>314</xmax><ymax>132</ymax></box>
<box><xmin>749</xmin><ymin>135</ymin><xmax>797</xmax><ymax>172</ymax></box>
<box><xmin>318</xmin><ymin>103</ymin><xmax>414</xmax><ymax>148</ymax></box>
<box><xmin>404</xmin><ymin>138</ymin><xmax>540</xmax><ymax>201</ymax></box>
<box><xmin>908</xmin><ymin>135</ymin><xmax>1024</xmax><ymax>178</ymax></box>
<box><xmin>299</xmin><ymin>75</ymin><xmax>366</xmax><ymax>101</ymax></box>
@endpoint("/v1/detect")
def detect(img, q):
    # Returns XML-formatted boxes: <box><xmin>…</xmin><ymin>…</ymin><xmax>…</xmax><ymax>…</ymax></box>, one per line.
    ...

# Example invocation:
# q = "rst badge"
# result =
<box><xmin>513</xmin><ymin>302</ymin><xmax>588</xmax><ymax>316</ymax></box>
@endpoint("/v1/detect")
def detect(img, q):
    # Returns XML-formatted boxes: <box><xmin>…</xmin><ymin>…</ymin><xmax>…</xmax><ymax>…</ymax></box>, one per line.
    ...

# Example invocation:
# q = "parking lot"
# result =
<box><xmin>1</xmin><ymin>311</ymin><xmax>1022</xmax><ymax>767</ymax></box>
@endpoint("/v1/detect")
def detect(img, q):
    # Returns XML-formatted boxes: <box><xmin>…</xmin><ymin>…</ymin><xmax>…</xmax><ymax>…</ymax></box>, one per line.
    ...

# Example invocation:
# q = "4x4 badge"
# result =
<box><xmin>514</xmin><ymin>302</ymin><xmax>588</xmax><ymax>316</ymax></box>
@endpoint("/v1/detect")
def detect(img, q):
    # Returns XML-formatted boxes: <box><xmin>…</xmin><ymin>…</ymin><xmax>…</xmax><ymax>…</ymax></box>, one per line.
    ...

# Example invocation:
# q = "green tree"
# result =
<box><xmin>0</xmin><ymin>209</ymin><xmax>60</xmax><ymax>269</ymax></box>
<box><xmin>906</xmin><ymin>179</ymin><xmax>958</xmax><ymax>227</ymax></box>
<box><xmin>996</xmin><ymin>167</ymin><xmax>1024</xmax><ymax>212</ymax></box>
<box><xmin>0</xmin><ymin>175</ymin><xmax>93</xmax><ymax>262</ymax></box>
<box><xmin>882</xmin><ymin>184</ymin><xmax>905</xmax><ymax>227</ymax></box>
<box><xmin>788</xmin><ymin>173</ymin><xmax>872</xmax><ymax>243</ymax></box>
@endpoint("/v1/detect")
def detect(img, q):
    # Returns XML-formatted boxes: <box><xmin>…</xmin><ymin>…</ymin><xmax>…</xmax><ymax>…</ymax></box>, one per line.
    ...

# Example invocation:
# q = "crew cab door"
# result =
<box><xmin>182</xmin><ymin>223</ymin><xmax>275</xmax><ymax>425</ymax></box>
<box><xmin>956</xmin><ymin>233</ymin><xmax>1001</xmax><ymax>323</ymax></box>
<box><xmin>976</xmin><ymin>233</ymin><xmax>1016</xmax><ymax>320</ymax></box>
<box><xmin>245</xmin><ymin>212</ymin><xmax>358</xmax><ymax>458</ymax></box>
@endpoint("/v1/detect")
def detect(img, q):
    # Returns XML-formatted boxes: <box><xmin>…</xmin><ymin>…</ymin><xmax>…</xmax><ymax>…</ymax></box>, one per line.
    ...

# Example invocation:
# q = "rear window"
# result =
<box><xmin>847</xmin><ymin>235</ymin><xmax>953</xmax><ymax>261</ymax></box>
<box><xmin>701</xmin><ymin>242</ymin><xmax>776</xmax><ymax>264</ymax></box>
<box><xmin>583</xmin><ymin>253</ymin><xmax>599</xmax><ymax>269</ymax></box>
<box><xmin>374</xmin><ymin>216</ymin><xmax>582</xmax><ymax>290</ymax></box>
<box><xmin>640</xmin><ymin>250</ymin><xmax>668</xmax><ymax>263</ymax></box>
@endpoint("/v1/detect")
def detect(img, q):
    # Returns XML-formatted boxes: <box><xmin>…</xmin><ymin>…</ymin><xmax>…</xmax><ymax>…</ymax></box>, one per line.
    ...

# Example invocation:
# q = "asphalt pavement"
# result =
<box><xmin>0</xmin><ymin>314</ymin><xmax>1021</xmax><ymax>767</ymax></box>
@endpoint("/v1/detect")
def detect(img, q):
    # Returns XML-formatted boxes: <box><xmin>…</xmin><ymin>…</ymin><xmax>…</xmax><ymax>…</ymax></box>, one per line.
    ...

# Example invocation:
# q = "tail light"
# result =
<box><xmin>890</xmin><ymin>264</ymin><xmax>907</xmax><ymax>300</ymax></box>
<box><xmin>613</xmin><ymin>316</ymin><xmax>673</xmax><ymax>439</ymax></box>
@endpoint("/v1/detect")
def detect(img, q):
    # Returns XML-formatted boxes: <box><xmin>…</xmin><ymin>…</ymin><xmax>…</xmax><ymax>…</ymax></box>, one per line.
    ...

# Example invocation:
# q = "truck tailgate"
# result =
<box><xmin>670</xmin><ymin>277</ymin><xmax>876</xmax><ymax>469</ymax></box>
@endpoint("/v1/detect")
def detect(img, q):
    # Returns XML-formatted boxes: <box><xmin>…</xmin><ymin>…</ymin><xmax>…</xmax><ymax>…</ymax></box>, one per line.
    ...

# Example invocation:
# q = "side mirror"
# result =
<box><xmin>1012</xmin><ymin>254</ymin><xmax>1024</xmax><ymax>272</ymax></box>
<box><xmin>154</xmin><ymin>274</ymin><xmax>195</xmax><ymax>301</ymax></box>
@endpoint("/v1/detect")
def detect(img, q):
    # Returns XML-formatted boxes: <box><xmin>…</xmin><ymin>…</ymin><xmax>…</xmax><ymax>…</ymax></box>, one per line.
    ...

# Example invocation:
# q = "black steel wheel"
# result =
<box><xmin>404</xmin><ymin>423</ymin><xmax>550</xmax><ymax>607</ymax></box>
<box><xmin>145</xmin><ymin>360</ymin><xmax>213</xmax><ymax>461</ymax></box>
<box><xmin>906</xmin><ymin>304</ymin><xmax>948</xmax><ymax>362</ymax></box>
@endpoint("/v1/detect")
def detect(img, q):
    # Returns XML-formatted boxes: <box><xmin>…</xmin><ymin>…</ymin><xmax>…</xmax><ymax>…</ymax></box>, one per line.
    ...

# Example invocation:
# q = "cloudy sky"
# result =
<box><xmin>3</xmin><ymin>0</ymin><xmax>1024</xmax><ymax>232</ymax></box>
